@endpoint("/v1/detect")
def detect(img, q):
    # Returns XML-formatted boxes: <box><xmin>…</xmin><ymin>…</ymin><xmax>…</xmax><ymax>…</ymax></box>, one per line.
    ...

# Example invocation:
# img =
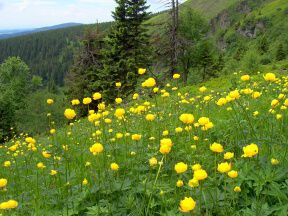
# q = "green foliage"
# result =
<box><xmin>241</xmin><ymin>49</ymin><xmax>261</xmax><ymax>73</ymax></box>
<box><xmin>66</xmin><ymin>27</ymin><xmax>104</xmax><ymax>114</ymax></box>
<box><xmin>15</xmin><ymin>90</ymin><xmax>68</xmax><ymax>135</ymax></box>
<box><xmin>0</xmin><ymin>57</ymin><xmax>31</xmax><ymax>142</ymax></box>
<box><xmin>101</xmin><ymin>0</ymin><xmax>151</xmax><ymax>101</ymax></box>
<box><xmin>276</xmin><ymin>43</ymin><xmax>286</xmax><ymax>61</ymax></box>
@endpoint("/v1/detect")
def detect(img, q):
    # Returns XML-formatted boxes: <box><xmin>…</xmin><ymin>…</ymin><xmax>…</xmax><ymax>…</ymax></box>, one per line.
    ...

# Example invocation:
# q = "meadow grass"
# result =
<box><xmin>1</xmin><ymin>71</ymin><xmax>288</xmax><ymax>215</ymax></box>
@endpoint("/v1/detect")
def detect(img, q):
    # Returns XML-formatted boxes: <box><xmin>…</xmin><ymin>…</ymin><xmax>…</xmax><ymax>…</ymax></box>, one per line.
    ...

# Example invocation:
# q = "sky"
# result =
<box><xmin>0</xmin><ymin>0</ymin><xmax>168</xmax><ymax>30</ymax></box>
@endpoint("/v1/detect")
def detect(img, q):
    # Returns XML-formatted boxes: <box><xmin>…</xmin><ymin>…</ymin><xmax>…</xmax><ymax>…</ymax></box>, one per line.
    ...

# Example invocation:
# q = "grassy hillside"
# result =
<box><xmin>147</xmin><ymin>0</ymin><xmax>239</xmax><ymax>25</ymax></box>
<box><xmin>1</xmin><ymin>70</ymin><xmax>288</xmax><ymax>215</ymax></box>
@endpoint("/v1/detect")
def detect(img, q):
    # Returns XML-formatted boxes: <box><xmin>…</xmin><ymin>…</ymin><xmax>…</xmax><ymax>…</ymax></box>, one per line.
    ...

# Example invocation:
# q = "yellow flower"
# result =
<box><xmin>174</xmin><ymin>162</ymin><xmax>188</xmax><ymax>174</ymax></box>
<box><xmin>0</xmin><ymin>179</ymin><xmax>8</xmax><ymax>188</ymax></box>
<box><xmin>160</xmin><ymin>138</ymin><xmax>173</xmax><ymax>147</ymax></box>
<box><xmin>193</xmin><ymin>136</ymin><xmax>199</xmax><ymax>141</ymax></box>
<box><xmin>71</xmin><ymin>99</ymin><xmax>80</xmax><ymax>105</ymax></box>
<box><xmin>133</xmin><ymin>93</ymin><xmax>139</xmax><ymax>100</ymax></box>
<box><xmin>217</xmin><ymin>162</ymin><xmax>231</xmax><ymax>173</ymax></box>
<box><xmin>188</xmin><ymin>178</ymin><xmax>199</xmax><ymax>188</ymax></box>
<box><xmin>110</xmin><ymin>163</ymin><xmax>119</xmax><ymax>171</ymax></box>
<box><xmin>149</xmin><ymin>157</ymin><xmax>158</xmax><ymax>167</ymax></box>
<box><xmin>37</xmin><ymin>162</ymin><xmax>46</xmax><ymax>169</ymax></box>
<box><xmin>173</xmin><ymin>73</ymin><xmax>180</xmax><ymax>79</ymax></box>
<box><xmin>93</xmin><ymin>92</ymin><xmax>102</xmax><ymax>100</ymax></box>
<box><xmin>50</xmin><ymin>129</ymin><xmax>56</xmax><ymax>135</ymax></box>
<box><xmin>276</xmin><ymin>114</ymin><xmax>282</xmax><ymax>120</ymax></box>
<box><xmin>252</xmin><ymin>91</ymin><xmax>261</xmax><ymax>99</ymax></box>
<box><xmin>253</xmin><ymin>111</ymin><xmax>259</xmax><ymax>116</ymax></box>
<box><xmin>142</xmin><ymin>77</ymin><xmax>156</xmax><ymax>88</ymax></box>
<box><xmin>191</xmin><ymin>164</ymin><xmax>201</xmax><ymax>171</ymax></box>
<box><xmin>284</xmin><ymin>99</ymin><xmax>288</xmax><ymax>107</ymax></box>
<box><xmin>115</xmin><ymin>82</ymin><xmax>121</xmax><ymax>87</ymax></box>
<box><xmin>64</xmin><ymin>109</ymin><xmax>76</xmax><ymax>120</ymax></box>
<box><xmin>104</xmin><ymin>118</ymin><xmax>112</xmax><ymax>124</ymax></box>
<box><xmin>0</xmin><ymin>200</ymin><xmax>18</xmax><ymax>210</ymax></box>
<box><xmin>228</xmin><ymin>170</ymin><xmax>238</xmax><ymax>178</ymax></box>
<box><xmin>234</xmin><ymin>186</ymin><xmax>241</xmax><ymax>192</ymax></box>
<box><xmin>162</xmin><ymin>130</ymin><xmax>169</xmax><ymax>136</ymax></box>
<box><xmin>264</xmin><ymin>73</ymin><xmax>276</xmax><ymax>82</ymax></box>
<box><xmin>98</xmin><ymin>102</ymin><xmax>106</xmax><ymax>110</ymax></box>
<box><xmin>176</xmin><ymin>180</ymin><xmax>184</xmax><ymax>187</ymax></box>
<box><xmin>3</xmin><ymin>161</ymin><xmax>11</xmax><ymax>167</ymax></box>
<box><xmin>229</xmin><ymin>90</ymin><xmax>240</xmax><ymax>100</ymax></box>
<box><xmin>216</xmin><ymin>98</ymin><xmax>227</xmax><ymax>106</ymax></box>
<box><xmin>50</xmin><ymin>170</ymin><xmax>57</xmax><ymax>175</ymax></box>
<box><xmin>161</xmin><ymin>92</ymin><xmax>170</xmax><ymax>97</ymax></box>
<box><xmin>241</xmin><ymin>74</ymin><xmax>250</xmax><ymax>81</ymax></box>
<box><xmin>210</xmin><ymin>142</ymin><xmax>224</xmax><ymax>153</ymax></box>
<box><xmin>82</xmin><ymin>178</ymin><xmax>88</xmax><ymax>185</ymax></box>
<box><xmin>47</xmin><ymin>99</ymin><xmax>54</xmax><ymax>105</ymax></box>
<box><xmin>271</xmin><ymin>158</ymin><xmax>279</xmax><ymax>165</ymax></box>
<box><xmin>179</xmin><ymin>113</ymin><xmax>194</xmax><ymax>124</ymax></box>
<box><xmin>25</xmin><ymin>137</ymin><xmax>36</xmax><ymax>144</ymax></box>
<box><xmin>131</xmin><ymin>134</ymin><xmax>142</xmax><ymax>141</ymax></box>
<box><xmin>204</xmin><ymin>95</ymin><xmax>211</xmax><ymax>101</ymax></box>
<box><xmin>271</xmin><ymin>99</ymin><xmax>279</xmax><ymax>108</ymax></box>
<box><xmin>278</xmin><ymin>93</ymin><xmax>285</xmax><ymax>99</ymax></box>
<box><xmin>114</xmin><ymin>108</ymin><xmax>125</xmax><ymax>119</ymax></box>
<box><xmin>159</xmin><ymin>144</ymin><xmax>171</xmax><ymax>155</ymax></box>
<box><xmin>83</xmin><ymin>97</ymin><xmax>92</xmax><ymax>105</ymax></box>
<box><xmin>115</xmin><ymin>97</ymin><xmax>122</xmax><ymax>104</ymax></box>
<box><xmin>198</xmin><ymin>117</ymin><xmax>210</xmax><ymax>126</ymax></box>
<box><xmin>175</xmin><ymin>127</ymin><xmax>183</xmax><ymax>133</ymax></box>
<box><xmin>201</xmin><ymin>121</ymin><xmax>214</xmax><ymax>131</ymax></box>
<box><xmin>42</xmin><ymin>151</ymin><xmax>51</xmax><ymax>158</ymax></box>
<box><xmin>153</xmin><ymin>87</ymin><xmax>159</xmax><ymax>93</ymax></box>
<box><xmin>138</xmin><ymin>68</ymin><xmax>146</xmax><ymax>75</ymax></box>
<box><xmin>89</xmin><ymin>143</ymin><xmax>104</xmax><ymax>155</ymax></box>
<box><xmin>224</xmin><ymin>152</ymin><xmax>234</xmax><ymax>160</ymax></box>
<box><xmin>179</xmin><ymin>197</ymin><xmax>196</xmax><ymax>213</ymax></box>
<box><xmin>199</xmin><ymin>86</ymin><xmax>207</xmax><ymax>93</ymax></box>
<box><xmin>145</xmin><ymin>114</ymin><xmax>155</xmax><ymax>121</ymax></box>
<box><xmin>116</xmin><ymin>133</ymin><xmax>123</xmax><ymax>139</ymax></box>
<box><xmin>242</xmin><ymin>143</ymin><xmax>259</xmax><ymax>158</ymax></box>
<box><xmin>193</xmin><ymin>169</ymin><xmax>208</xmax><ymax>181</ymax></box>
<box><xmin>242</xmin><ymin>88</ymin><xmax>253</xmax><ymax>94</ymax></box>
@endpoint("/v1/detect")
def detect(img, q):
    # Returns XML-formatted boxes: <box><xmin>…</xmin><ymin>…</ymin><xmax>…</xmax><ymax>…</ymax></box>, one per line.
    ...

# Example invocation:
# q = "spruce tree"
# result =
<box><xmin>102</xmin><ymin>0</ymin><xmax>151</xmax><ymax>101</ymax></box>
<box><xmin>276</xmin><ymin>43</ymin><xmax>286</xmax><ymax>61</ymax></box>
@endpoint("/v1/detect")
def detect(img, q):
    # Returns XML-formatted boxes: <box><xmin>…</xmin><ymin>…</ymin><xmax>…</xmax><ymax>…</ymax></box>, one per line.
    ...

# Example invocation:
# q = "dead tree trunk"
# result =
<box><xmin>169</xmin><ymin>0</ymin><xmax>179</xmax><ymax>77</ymax></box>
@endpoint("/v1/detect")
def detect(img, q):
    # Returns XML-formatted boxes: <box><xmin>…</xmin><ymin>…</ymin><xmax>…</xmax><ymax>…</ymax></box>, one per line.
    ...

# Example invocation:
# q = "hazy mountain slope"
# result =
<box><xmin>0</xmin><ymin>23</ymin><xmax>83</xmax><ymax>40</ymax></box>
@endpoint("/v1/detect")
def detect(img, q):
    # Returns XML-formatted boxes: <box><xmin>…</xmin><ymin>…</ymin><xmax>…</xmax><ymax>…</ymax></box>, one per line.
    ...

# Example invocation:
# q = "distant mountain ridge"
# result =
<box><xmin>0</xmin><ymin>23</ymin><xmax>83</xmax><ymax>39</ymax></box>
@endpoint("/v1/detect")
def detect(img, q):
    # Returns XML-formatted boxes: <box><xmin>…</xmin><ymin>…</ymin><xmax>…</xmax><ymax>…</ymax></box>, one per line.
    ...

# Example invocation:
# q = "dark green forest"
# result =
<box><xmin>0</xmin><ymin>23</ymin><xmax>112</xmax><ymax>87</ymax></box>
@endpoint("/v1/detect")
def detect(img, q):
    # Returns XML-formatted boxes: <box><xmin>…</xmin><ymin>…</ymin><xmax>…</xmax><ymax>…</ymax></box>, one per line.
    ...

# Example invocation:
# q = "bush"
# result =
<box><xmin>15</xmin><ymin>90</ymin><xmax>68</xmax><ymax>135</ymax></box>
<box><xmin>241</xmin><ymin>49</ymin><xmax>261</xmax><ymax>73</ymax></box>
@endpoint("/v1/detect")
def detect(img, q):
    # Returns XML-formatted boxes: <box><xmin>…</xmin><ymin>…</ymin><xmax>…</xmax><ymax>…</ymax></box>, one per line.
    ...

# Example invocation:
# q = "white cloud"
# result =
<box><xmin>0</xmin><ymin>0</ymin><xmax>166</xmax><ymax>29</ymax></box>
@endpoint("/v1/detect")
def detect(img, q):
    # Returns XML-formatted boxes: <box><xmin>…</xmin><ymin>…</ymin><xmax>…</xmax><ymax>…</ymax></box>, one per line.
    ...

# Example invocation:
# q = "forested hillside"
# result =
<box><xmin>0</xmin><ymin>22</ymin><xmax>111</xmax><ymax>86</ymax></box>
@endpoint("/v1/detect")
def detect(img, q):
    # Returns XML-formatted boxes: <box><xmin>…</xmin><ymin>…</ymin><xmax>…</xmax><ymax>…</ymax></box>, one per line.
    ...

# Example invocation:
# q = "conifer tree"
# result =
<box><xmin>276</xmin><ymin>43</ymin><xmax>286</xmax><ymax>61</ymax></box>
<box><xmin>102</xmin><ymin>0</ymin><xmax>151</xmax><ymax>101</ymax></box>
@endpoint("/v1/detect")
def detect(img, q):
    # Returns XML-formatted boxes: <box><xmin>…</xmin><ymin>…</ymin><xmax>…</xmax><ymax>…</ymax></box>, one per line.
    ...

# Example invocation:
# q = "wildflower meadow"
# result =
<box><xmin>1</xmin><ymin>70</ymin><xmax>288</xmax><ymax>215</ymax></box>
